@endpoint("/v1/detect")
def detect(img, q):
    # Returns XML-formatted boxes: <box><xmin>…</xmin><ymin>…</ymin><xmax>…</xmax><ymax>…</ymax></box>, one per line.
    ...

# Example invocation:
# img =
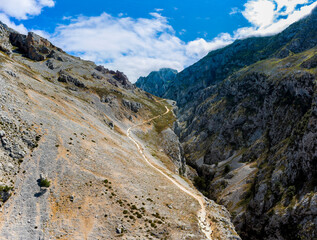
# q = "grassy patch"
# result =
<box><xmin>152</xmin><ymin>109</ymin><xmax>175</xmax><ymax>133</ymax></box>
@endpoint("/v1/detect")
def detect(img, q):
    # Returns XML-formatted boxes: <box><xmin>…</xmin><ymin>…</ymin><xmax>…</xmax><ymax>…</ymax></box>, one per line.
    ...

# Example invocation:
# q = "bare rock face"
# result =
<box><xmin>10</xmin><ymin>32</ymin><xmax>62</xmax><ymax>61</ymax></box>
<box><xmin>136</xmin><ymin>68</ymin><xmax>178</xmax><ymax>97</ymax></box>
<box><xmin>95</xmin><ymin>65</ymin><xmax>134</xmax><ymax>89</ymax></box>
<box><xmin>0</xmin><ymin>22</ymin><xmax>13</xmax><ymax>55</ymax></box>
<box><xmin>160</xmin><ymin>128</ymin><xmax>186</xmax><ymax>175</ymax></box>
<box><xmin>113</xmin><ymin>71</ymin><xmax>131</xmax><ymax>87</ymax></box>
<box><xmin>58</xmin><ymin>71</ymin><xmax>85</xmax><ymax>88</ymax></box>
<box><xmin>122</xmin><ymin>99</ymin><xmax>142</xmax><ymax>113</ymax></box>
<box><xmin>178</xmin><ymin>61</ymin><xmax>317</xmax><ymax>240</ymax></box>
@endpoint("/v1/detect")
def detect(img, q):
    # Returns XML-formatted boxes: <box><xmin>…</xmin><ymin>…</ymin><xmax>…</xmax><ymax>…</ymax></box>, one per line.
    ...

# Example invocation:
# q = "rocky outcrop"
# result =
<box><xmin>58</xmin><ymin>71</ymin><xmax>85</xmax><ymax>88</ymax></box>
<box><xmin>0</xmin><ymin>22</ymin><xmax>15</xmax><ymax>55</ymax></box>
<box><xmin>10</xmin><ymin>32</ymin><xmax>63</xmax><ymax>61</ymax></box>
<box><xmin>95</xmin><ymin>65</ymin><xmax>134</xmax><ymax>89</ymax></box>
<box><xmin>122</xmin><ymin>99</ymin><xmax>142</xmax><ymax>113</ymax></box>
<box><xmin>135</xmin><ymin>68</ymin><xmax>178</xmax><ymax>97</ymax></box>
<box><xmin>160</xmin><ymin>128</ymin><xmax>186</xmax><ymax>175</ymax></box>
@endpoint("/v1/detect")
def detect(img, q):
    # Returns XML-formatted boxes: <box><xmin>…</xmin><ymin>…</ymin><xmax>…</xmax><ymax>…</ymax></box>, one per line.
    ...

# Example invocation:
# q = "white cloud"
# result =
<box><xmin>47</xmin><ymin>0</ymin><xmax>317</xmax><ymax>82</ymax></box>
<box><xmin>185</xmin><ymin>33</ymin><xmax>234</xmax><ymax>59</ymax></box>
<box><xmin>1</xmin><ymin>0</ymin><xmax>316</xmax><ymax>83</ymax></box>
<box><xmin>50</xmin><ymin>13</ymin><xmax>192</xmax><ymax>82</ymax></box>
<box><xmin>230</xmin><ymin>7</ymin><xmax>240</xmax><ymax>15</ymax></box>
<box><xmin>49</xmin><ymin>12</ymin><xmax>237</xmax><ymax>82</ymax></box>
<box><xmin>62</xmin><ymin>16</ymin><xmax>72</xmax><ymax>21</ymax></box>
<box><xmin>240</xmin><ymin>0</ymin><xmax>317</xmax><ymax>36</ymax></box>
<box><xmin>242</xmin><ymin>0</ymin><xmax>276</xmax><ymax>27</ymax></box>
<box><xmin>0</xmin><ymin>0</ymin><xmax>55</xmax><ymax>20</ymax></box>
<box><xmin>0</xmin><ymin>0</ymin><xmax>55</xmax><ymax>37</ymax></box>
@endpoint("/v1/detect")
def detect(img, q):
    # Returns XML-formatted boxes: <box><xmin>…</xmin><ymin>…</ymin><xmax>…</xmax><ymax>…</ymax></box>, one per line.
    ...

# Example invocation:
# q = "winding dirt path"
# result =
<box><xmin>127</xmin><ymin>102</ymin><xmax>212</xmax><ymax>239</ymax></box>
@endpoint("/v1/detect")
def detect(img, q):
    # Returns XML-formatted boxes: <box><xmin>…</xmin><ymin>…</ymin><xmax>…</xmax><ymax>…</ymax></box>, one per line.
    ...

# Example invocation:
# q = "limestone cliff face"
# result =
<box><xmin>135</xmin><ymin>68</ymin><xmax>177</xmax><ymax>97</ymax></box>
<box><xmin>163</xmin><ymin>6</ymin><xmax>317</xmax><ymax>106</ymax></box>
<box><xmin>137</xmin><ymin>7</ymin><xmax>317</xmax><ymax>240</ymax></box>
<box><xmin>160</xmin><ymin>127</ymin><xmax>187</xmax><ymax>175</ymax></box>
<box><xmin>0</xmin><ymin>21</ymin><xmax>239</xmax><ymax>239</ymax></box>
<box><xmin>180</xmin><ymin>56</ymin><xmax>317</xmax><ymax>240</ymax></box>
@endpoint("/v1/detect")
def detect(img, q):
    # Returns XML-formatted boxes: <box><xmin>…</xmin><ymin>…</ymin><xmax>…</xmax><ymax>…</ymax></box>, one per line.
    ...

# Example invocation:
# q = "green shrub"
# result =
<box><xmin>223</xmin><ymin>165</ymin><xmax>231</xmax><ymax>175</ymax></box>
<box><xmin>39</xmin><ymin>178</ymin><xmax>51</xmax><ymax>188</ymax></box>
<box><xmin>0</xmin><ymin>185</ymin><xmax>13</xmax><ymax>192</ymax></box>
<box><xmin>194</xmin><ymin>176</ymin><xmax>207</xmax><ymax>190</ymax></box>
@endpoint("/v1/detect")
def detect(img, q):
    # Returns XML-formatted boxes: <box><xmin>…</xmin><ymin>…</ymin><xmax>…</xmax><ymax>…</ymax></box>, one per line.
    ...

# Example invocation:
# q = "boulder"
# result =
<box><xmin>0</xmin><ymin>130</ymin><xmax>5</xmax><ymax>138</ymax></box>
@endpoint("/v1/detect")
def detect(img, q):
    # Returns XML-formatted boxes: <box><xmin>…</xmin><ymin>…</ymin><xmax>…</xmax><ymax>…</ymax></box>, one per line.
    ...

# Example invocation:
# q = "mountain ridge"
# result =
<box><xmin>136</xmin><ymin>6</ymin><xmax>317</xmax><ymax>240</ymax></box>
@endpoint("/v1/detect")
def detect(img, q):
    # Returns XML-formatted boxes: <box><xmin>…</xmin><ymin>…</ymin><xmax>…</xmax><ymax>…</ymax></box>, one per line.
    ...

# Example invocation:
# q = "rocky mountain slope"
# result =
<box><xmin>137</xmin><ymin>7</ymin><xmax>317</xmax><ymax>240</ymax></box>
<box><xmin>136</xmin><ymin>68</ymin><xmax>178</xmax><ymax>98</ymax></box>
<box><xmin>0</xmin><ymin>22</ymin><xmax>240</xmax><ymax>239</ymax></box>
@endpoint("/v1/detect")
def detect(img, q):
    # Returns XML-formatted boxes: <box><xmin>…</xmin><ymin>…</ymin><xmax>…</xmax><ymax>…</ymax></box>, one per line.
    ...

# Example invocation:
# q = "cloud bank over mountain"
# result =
<box><xmin>0</xmin><ymin>0</ymin><xmax>316</xmax><ymax>81</ymax></box>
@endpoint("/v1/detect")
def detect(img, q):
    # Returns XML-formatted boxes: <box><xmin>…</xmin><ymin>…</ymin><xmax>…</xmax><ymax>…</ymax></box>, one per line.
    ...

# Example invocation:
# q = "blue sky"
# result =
<box><xmin>0</xmin><ymin>0</ymin><xmax>317</xmax><ymax>81</ymax></box>
<box><xmin>16</xmin><ymin>0</ymin><xmax>250</xmax><ymax>42</ymax></box>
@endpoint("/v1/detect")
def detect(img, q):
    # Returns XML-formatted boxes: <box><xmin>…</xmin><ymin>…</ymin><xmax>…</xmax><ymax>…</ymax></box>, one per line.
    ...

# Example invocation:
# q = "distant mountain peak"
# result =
<box><xmin>135</xmin><ymin>68</ymin><xmax>178</xmax><ymax>97</ymax></box>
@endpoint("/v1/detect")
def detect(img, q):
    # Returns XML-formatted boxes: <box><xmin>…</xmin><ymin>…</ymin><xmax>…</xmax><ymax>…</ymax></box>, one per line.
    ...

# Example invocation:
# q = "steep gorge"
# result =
<box><xmin>136</xmin><ymin>7</ymin><xmax>317</xmax><ymax>240</ymax></box>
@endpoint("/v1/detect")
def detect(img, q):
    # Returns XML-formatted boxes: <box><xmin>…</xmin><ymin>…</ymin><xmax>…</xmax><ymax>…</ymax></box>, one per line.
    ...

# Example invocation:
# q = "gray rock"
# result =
<box><xmin>58</xmin><ymin>72</ymin><xmax>85</xmax><ymax>88</ymax></box>
<box><xmin>0</xmin><ymin>130</ymin><xmax>5</xmax><ymax>138</ymax></box>
<box><xmin>5</xmin><ymin>71</ymin><xmax>16</xmax><ymax>78</ymax></box>
<box><xmin>122</xmin><ymin>99</ymin><xmax>142</xmax><ymax>113</ymax></box>
<box><xmin>160</xmin><ymin>128</ymin><xmax>186</xmax><ymax>175</ymax></box>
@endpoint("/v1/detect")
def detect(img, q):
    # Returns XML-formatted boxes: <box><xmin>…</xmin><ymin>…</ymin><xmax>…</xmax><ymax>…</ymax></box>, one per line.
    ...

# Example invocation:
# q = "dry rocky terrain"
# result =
<box><xmin>0</xmin><ymin>22</ymin><xmax>240</xmax><ymax>239</ymax></box>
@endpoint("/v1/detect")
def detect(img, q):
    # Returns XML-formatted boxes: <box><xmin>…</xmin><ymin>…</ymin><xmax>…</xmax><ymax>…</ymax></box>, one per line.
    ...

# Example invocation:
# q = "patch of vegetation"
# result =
<box><xmin>91</xmin><ymin>87</ymin><xmax>124</xmax><ymax>100</ymax></box>
<box><xmin>35</xmin><ymin>135</ymin><xmax>41</xmax><ymax>141</ymax></box>
<box><xmin>193</xmin><ymin>175</ymin><xmax>210</xmax><ymax>197</ymax></box>
<box><xmin>223</xmin><ymin>165</ymin><xmax>231</xmax><ymax>175</ymax></box>
<box><xmin>194</xmin><ymin>176</ymin><xmax>207</xmax><ymax>190</ymax></box>
<box><xmin>114</xmin><ymin>125</ymin><xmax>125</xmax><ymax>136</ymax></box>
<box><xmin>286</xmin><ymin>186</ymin><xmax>296</xmax><ymax>199</ymax></box>
<box><xmin>238</xmin><ymin>181</ymin><xmax>256</xmax><ymax>208</ymax></box>
<box><xmin>152</xmin><ymin>110</ymin><xmax>175</xmax><ymax>133</ymax></box>
<box><xmin>0</xmin><ymin>185</ymin><xmax>13</xmax><ymax>192</ymax></box>
<box><xmin>39</xmin><ymin>178</ymin><xmax>51</xmax><ymax>188</ymax></box>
